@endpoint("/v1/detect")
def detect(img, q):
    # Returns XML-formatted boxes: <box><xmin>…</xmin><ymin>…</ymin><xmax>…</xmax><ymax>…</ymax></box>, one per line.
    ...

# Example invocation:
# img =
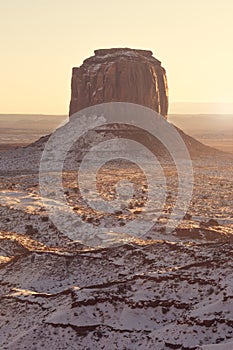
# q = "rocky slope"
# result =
<box><xmin>69</xmin><ymin>48</ymin><xmax>169</xmax><ymax>117</ymax></box>
<box><xmin>0</xmin><ymin>123</ymin><xmax>229</xmax><ymax>176</ymax></box>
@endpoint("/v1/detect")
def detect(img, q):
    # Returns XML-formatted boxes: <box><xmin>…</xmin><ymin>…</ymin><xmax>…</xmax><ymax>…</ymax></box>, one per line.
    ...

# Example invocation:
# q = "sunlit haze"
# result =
<box><xmin>1</xmin><ymin>0</ymin><xmax>233</xmax><ymax>114</ymax></box>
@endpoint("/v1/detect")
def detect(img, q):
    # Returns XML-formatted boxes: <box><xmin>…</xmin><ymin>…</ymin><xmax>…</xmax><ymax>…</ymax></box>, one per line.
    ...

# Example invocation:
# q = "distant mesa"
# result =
<box><xmin>67</xmin><ymin>48</ymin><xmax>225</xmax><ymax>158</ymax></box>
<box><xmin>0</xmin><ymin>49</ymin><xmax>228</xmax><ymax>177</ymax></box>
<box><xmin>69</xmin><ymin>48</ymin><xmax>169</xmax><ymax>118</ymax></box>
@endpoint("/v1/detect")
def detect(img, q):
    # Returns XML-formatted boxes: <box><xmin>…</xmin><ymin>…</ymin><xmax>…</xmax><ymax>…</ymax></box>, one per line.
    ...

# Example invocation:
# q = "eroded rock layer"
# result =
<box><xmin>69</xmin><ymin>48</ymin><xmax>169</xmax><ymax>117</ymax></box>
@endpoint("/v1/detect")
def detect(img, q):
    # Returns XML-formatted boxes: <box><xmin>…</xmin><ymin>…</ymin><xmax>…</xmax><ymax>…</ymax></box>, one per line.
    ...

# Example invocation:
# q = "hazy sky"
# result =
<box><xmin>1</xmin><ymin>0</ymin><xmax>233</xmax><ymax>114</ymax></box>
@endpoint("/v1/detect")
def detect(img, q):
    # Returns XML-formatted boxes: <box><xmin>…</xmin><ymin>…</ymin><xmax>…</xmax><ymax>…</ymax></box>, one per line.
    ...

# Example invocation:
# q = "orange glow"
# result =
<box><xmin>0</xmin><ymin>0</ymin><xmax>232</xmax><ymax>114</ymax></box>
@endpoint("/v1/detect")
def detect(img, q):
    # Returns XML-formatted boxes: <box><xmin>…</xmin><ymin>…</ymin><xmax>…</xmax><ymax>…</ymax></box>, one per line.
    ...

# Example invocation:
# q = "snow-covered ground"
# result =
<box><xmin>0</xmin><ymin>137</ymin><xmax>233</xmax><ymax>349</ymax></box>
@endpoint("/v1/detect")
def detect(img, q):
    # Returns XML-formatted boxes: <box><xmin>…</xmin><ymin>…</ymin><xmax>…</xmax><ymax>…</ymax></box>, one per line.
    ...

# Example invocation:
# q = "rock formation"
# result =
<box><xmin>69</xmin><ymin>48</ymin><xmax>169</xmax><ymax>117</ymax></box>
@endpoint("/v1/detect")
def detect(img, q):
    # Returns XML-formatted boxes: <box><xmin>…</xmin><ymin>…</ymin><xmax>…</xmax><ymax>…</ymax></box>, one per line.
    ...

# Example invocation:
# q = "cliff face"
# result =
<box><xmin>69</xmin><ymin>48</ymin><xmax>169</xmax><ymax>117</ymax></box>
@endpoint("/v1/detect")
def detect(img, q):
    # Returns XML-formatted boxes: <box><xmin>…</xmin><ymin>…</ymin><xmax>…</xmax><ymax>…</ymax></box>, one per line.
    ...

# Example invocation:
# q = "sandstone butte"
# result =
<box><xmin>69</xmin><ymin>48</ymin><xmax>169</xmax><ymax>118</ymax></box>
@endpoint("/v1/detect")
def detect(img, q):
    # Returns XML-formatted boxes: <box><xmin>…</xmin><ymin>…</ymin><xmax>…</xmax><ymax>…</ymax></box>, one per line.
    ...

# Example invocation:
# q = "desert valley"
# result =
<box><xmin>0</xmin><ymin>48</ymin><xmax>233</xmax><ymax>350</ymax></box>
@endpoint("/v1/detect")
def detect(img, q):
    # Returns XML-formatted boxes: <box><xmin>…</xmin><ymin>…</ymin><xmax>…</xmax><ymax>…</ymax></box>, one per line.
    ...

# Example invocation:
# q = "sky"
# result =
<box><xmin>0</xmin><ymin>0</ymin><xmax>233</xmax><ymax>114</ymax></box>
